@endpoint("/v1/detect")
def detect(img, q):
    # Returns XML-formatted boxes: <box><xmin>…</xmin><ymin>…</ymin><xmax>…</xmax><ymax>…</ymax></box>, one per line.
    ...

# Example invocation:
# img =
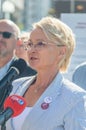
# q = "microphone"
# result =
<box><xmin>0</xmin><ymin>58</ymin><xmax>27</xmax><ymax>112</ymax></box>
<box><xmin>0</xmin><ymin>95</ymin><xmax>26</xmax><ymax>125</ymax></box>
<box><xmin>0</xmin><ymin>58</ymin><xmax>27</xmax><ymax>89</ymax></box>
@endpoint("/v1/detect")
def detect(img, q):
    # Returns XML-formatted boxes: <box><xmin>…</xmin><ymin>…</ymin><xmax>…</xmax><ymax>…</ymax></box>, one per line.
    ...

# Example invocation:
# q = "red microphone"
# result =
<box><xmin>0</xmin><ymin>95</ymin><xmax>26</xmax><ymax>125</ymax></box>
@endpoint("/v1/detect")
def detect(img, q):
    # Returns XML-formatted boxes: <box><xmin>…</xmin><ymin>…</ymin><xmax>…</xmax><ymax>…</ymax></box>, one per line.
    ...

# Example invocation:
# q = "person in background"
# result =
<box><xmin>0</xmin><ymin>19</ymin><xmax>37</xmax><ymax>112</ymax></box>
<box><xmin>14</xmin><ymin>31</ymin><xmax>37</xmax><ymax>78</ymax></box>
<box><xmin>0</xmin><ymin>19</ymin><xmax>20</xmax><ymax>80</ymax></box>
<box><xmin>6</xmin><ymin>17</ymin><xmax>86</xmax><ymax>130</ymax></box>
<box><xmin>15</xmin><ymin>32</ymin><xmax>29</xmax><ymax>62</ymax></box>
<box><xmin>0</xmin><ymin>19</ymin><xmax>21</xmax><ymax>112</ymax></box>
<box><xmin>72</xmin><ymin>61</ymin><xmax>86</xmax><ymax>90</ymax></box>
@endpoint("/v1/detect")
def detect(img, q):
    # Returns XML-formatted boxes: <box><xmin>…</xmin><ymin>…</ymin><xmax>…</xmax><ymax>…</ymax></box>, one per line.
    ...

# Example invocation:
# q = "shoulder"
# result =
<box><xmin>72</xmin><ymin>62</ymin><xmax>86</xmax><ymax>89</ymax></box>
<box><xmin>61</xmin><ymin>79</ymin><xmax>86</xmax><ymax>106</ymax></box>
<box><xmin>74</xmin><ymin>62</ymin><xmax>86</xmax><ymax>71</ymax></box>
<box><xmin>73</xmin><ymin>62</ymin><xmax>86</xmax><ymax>76</ymax></box>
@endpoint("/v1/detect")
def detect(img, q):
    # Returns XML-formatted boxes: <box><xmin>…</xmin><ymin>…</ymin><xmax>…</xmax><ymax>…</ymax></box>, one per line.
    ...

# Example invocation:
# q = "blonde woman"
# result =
<box><xmin>6</xmin><ymin>17</ymin><xmax>86</xmax><ymax>130</ymax></box>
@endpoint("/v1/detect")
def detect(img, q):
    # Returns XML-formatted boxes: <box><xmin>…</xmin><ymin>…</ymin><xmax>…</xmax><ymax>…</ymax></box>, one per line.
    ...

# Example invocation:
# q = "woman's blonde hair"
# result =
<box><xmin>33</xmin><ymin>16</ymin><xmax>76</xmax><ymax>72</ymax></box>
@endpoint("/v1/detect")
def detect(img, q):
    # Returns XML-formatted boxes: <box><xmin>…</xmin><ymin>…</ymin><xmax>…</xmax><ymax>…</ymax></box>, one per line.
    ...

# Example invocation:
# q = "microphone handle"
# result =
<box><xmin>0</xmin><ymin>108</ymin><xmax>13</xmax><ymax>125</ymax></box>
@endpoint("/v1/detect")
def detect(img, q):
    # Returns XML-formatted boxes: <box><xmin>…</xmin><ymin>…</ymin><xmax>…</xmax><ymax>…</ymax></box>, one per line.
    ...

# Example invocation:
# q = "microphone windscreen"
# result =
<box><xmin>11</xmin><ymin>58</ymin><xmax>27</xmax><ymax>74</ymax></box>
<box><xmin>4</xmin><ymin>95</ymin><xmax>26</xmax><ymax>117</ymax></box>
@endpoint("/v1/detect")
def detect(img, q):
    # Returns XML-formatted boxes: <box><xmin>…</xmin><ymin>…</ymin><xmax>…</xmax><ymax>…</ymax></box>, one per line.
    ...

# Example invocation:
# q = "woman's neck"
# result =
<box><xmin>35</xmin><ymin>68</ymin><xmax>59</xmax><ymax>88</ymax></box>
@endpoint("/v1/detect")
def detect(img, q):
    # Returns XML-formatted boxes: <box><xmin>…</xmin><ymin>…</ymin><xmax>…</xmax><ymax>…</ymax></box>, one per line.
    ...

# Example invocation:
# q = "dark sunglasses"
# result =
<box><xmin>0</xmin><ymin>32</ymin><xmax>13</xmax><ymax>39</ymax></box>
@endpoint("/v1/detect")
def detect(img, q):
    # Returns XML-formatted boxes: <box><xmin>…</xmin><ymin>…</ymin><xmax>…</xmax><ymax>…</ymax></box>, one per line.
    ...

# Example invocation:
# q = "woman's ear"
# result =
<box><xmin>59</xmin><ymin>46</ymin><xmax>66</xmax><ymax>56</ymax></box>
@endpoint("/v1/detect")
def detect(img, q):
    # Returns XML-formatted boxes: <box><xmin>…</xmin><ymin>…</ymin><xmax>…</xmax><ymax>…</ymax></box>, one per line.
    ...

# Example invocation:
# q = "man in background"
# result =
<box><xmin>0</xmin><ymin>19</ymin><xmax>20</xmax><ymax>80</ymax></box>
<box><xmin>0</xmin><ymin>19</ymin><xmax>36</xmax><ymax>79</ymax></box>
<box><xmin>0</xmin><ymin>19</ymin><xmax>37</xmax><ymax>111</ymax></box>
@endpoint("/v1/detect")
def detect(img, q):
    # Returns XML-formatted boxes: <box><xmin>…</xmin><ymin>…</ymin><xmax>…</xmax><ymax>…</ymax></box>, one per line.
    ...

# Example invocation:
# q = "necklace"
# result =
<box><xmin>34</xmin><ymin>85</ymin><xmax>48</xmax><ymax>93</ymax></box>
<box><xmin>34</xmin><ymin>86</ymin><xmax>42</xmax><ymax>93</ymax></box>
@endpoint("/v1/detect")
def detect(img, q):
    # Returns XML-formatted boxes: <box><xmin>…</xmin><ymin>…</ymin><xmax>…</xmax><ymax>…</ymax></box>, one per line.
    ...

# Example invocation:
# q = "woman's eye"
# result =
<box><xmin>38</xmin><ymin>42</ymin><xmax>45</xmax><ymax>46</ymax></box>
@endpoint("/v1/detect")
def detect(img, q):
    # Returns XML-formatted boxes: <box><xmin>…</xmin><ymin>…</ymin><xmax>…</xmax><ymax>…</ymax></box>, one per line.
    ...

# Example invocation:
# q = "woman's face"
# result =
<box><xmin>26</xmin><ymin>27</ymin><xmax>63</xmax><ymax>71</ymax></box>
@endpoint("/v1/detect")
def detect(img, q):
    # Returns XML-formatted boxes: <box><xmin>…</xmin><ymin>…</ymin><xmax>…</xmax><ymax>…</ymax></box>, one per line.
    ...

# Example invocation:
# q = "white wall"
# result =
<box><xmin>61</xmin><ymin>13</ymin><xmax>86</xmax><ymax>80</ymax></box>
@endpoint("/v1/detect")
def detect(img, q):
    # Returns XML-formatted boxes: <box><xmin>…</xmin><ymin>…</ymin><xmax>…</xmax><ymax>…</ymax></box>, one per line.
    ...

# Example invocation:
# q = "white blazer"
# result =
<box><xmin>5</xmin><ymin>73</ymin><xmax>86</xmax><ymax>130</ymax></box>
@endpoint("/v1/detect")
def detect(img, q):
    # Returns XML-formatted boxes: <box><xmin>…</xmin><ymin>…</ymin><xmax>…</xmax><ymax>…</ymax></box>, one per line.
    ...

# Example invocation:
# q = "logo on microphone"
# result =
<box><xmin>18</xmin><ymin>99</ymin><xmax>24</xmax><ymax>105</ymax></box>
<box><xmin>11</xmin><ymin>95</ymin><xmax>24</xmax><ymax>105</ymax></box>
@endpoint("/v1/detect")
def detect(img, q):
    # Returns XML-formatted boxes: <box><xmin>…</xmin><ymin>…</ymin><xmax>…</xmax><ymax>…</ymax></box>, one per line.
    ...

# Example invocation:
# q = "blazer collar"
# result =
<box><xmin>11</xmin><ymin>75</ymin><xmax>36</xmax><ymax>96</ymax></box>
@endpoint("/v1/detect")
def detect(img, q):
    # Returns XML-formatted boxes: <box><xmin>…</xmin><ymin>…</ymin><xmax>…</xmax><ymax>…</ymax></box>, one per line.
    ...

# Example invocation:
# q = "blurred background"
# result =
<box><xmin>0</xmin><ymin>0</ymin><xmax>86</xmax><ymax>80</ymax></box>
<box><xmin>0</xmin><ymin>0</ymin><xmax>86</xmax><ymax>31</ymax></box>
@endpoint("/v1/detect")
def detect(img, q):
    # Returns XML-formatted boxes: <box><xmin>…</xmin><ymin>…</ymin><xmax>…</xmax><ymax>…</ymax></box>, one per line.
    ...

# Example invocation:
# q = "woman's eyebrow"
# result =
<box><xmin>29</xmin><ymin>39</ymin><xmax>45</xmax><ymax>42</ymax></box>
